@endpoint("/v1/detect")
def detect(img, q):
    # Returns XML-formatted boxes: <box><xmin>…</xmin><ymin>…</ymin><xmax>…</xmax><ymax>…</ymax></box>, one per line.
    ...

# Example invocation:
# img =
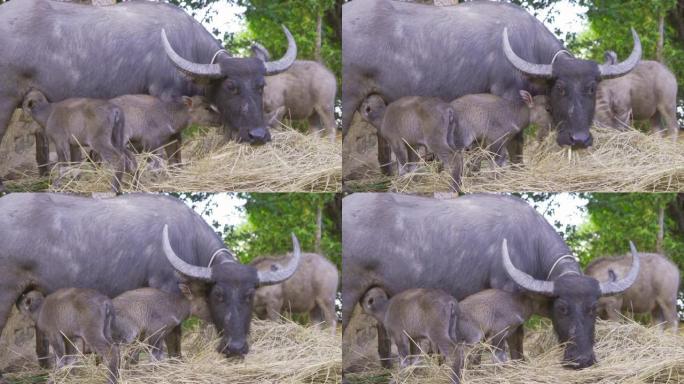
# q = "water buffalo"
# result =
<box><xmin>343</xmin><ymin>0</ymin><xmax>640</xmax><ymax>173</ymax></box>
<box><xmin>585</xmin><ymin>252</ymin><xmax>680</xmax><ymax>332</ymax></box>
<box><xmin>251</xmin><ymin>44</ymin><xmax>338</xmax><ymax>142</ymax></box>
<box><xmin>17</xmin><ymin>288</ymin><xmax>119</xmax><ymax>384</ymax></box>
<box><xmin>450</xmin><ymin>91</ymin><xmax>552</xmax><ymax>167</ymax></box>
<box><xmin>0</xmin><ymin>193</ymin><xmax>301</xmax><ymax>375</ymax></box>
<box><xmin>112</xmin><ymin>285</ymin><xmax>210</xmax><ymax>362</ymax></box>
<box><xmin>21</xmin><ymin>89</ymin><xmax>130</xmax><ymax>193</ymax></box>
<box><xmin>361</xmin><ymin>287</ymin><xmax>463</xmax><ymax>383</ymax></box>
<box><xmin>359</xmin><ymin>96</ymin><xmax>459</xmax><ymax>186</ymax></box>
<box><xmin>594</xmin><ymin>51</ymin><xmax>678</xmax><ymax>140</ymax></box>
<box><xmin>342</xmin><ymin>193</ymin><xmax>640</xmax><ymax>369</ymax></box>
<box><xmin>457</xmin><ymin>289</ymin><xmax>549</xmax><ymax>364</ymax></box>
<box><xmin>110</xmin><ymin>94</ymin><xmax>222</xmax><ymax>167</ymax></box>
<box><xmin>250</xmin><ymin>252</ymin><xmax>339</xmax><ymax>331</ymax></box>
<box><xmin>0</xmin><ymin>0</ymin><xmax>297</xmax><ymax>192</ymax></box>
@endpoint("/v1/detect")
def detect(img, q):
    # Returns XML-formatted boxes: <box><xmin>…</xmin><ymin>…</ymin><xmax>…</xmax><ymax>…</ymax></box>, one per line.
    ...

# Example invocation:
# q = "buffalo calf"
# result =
<box><xmin>585</xmin><ymin>252</ymin><xmax>680</xmax><ymax>332</ymax></box>
<box><xmin>22</xmin><ymin>89</ymin><xmax>130</xmax><ymax>193</ymax></box>
<box><xmin>112</xmin><ymin>285</ymin><xmax>210</xmax><ymax>362</ymax></box>
<box><xmin>595</xmin><ymin>52</ymin><xmax>678</xmax><ymax>141</ymax></box>
<box><xmin>17</xmin><ymin>289</ymin><xmax>120</xmax><ymax>384</ymax></box>
<box><xmin>361</xmin><ymin>287</ymin><xmax>464</xmax><ymax>383</ymax></box>
<box><xmin>359</xmin><ymin>95</ymin><xmax>462</xmax><ymax>189</ymax></box>
<box><xmin>109</xmin><ymin>94</ymin><xmax>221</xmax><ymax>166</ymax></box>
<box><xmin>250</xmin><ymin>252</ymin><xmax>338</xmax><ymax>332</ymax></box>
<box><xmin>450</xmin><ymin>91</ymin><xmax>551</xmax><ymax>167</ymax></box>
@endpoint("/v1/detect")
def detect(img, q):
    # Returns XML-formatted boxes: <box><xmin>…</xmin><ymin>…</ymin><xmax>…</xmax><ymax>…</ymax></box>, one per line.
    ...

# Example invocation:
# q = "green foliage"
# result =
<box><xmin>565</xmin><ymin>193</ymin><xmax>684</xmax><ymax>271</ymax></box>
<box><xmin>224</xmin><ymin>193</ymin><xmax>341</xmax><ymax>268</ymax></box>
<box><xmin>230</xmin><ymin>0</ymin><xmax>341</xmax><ymax>81</ymax></box>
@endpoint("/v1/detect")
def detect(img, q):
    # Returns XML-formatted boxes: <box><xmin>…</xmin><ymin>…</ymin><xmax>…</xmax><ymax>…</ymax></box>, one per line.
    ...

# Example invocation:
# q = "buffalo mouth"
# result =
<box><xmin>562</xmin><ymin>353</ymin><xmax>596</xmax><ymax>369</ymax></box>
<box><xmin>217</xmin><ymin>339</ymin><xmax>249</xmax><ymax>358</ymax></box>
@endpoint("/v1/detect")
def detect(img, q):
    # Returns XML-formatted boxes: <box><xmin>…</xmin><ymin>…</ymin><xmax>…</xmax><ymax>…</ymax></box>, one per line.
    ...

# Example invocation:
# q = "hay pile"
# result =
<box><xmin>345</xmin><ymin>320</ymin><xmax>684</xmax><ymax>384</ymax></box>
<box><xmin>4</xmin><ymin>128</ymin><xmax>341</xmax><ymax>193</ymax></box>
<box><xmin>344</xmin><ymin>127</ymin><xmax>684</xmax><ymax>192</ymax></box>
<box><xmin>2</xmin><ymin>319</ymin><xmax>341</xmax><ymax>384</ymax></box>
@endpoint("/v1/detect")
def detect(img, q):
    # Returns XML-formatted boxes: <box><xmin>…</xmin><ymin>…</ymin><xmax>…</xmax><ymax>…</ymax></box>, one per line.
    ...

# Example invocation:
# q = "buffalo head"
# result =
<box><xmin>502</xmin><ymin>28</ymin><xmax>641</xmax><ymax>148</ymax></box>
<box><xmin>161</xmin><ymin>225</ymin><xmax>301</xmax><ymax>358</ymax></box>
<box><xmin>502</xmin><ymin>239</ymin><xmax>640</xmax><ymax>368</ymax></box>
<box><xmin>161</xmin><ymin>26</ymin><xmax>297</xmax><ymax>145</ymax></box>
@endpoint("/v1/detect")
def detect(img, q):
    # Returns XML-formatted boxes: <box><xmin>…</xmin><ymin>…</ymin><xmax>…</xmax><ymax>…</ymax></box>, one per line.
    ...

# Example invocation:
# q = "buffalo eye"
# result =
<box><xmin>224</xmin><ymin>80</ymin><xmax>239</xmax><ymax>95</ymax></box>
<box><xmin>212</xmin><ymin>287</ymin><xmax>225</xmax><ymax>303</ymax></box>
<box><xmin>556</xmin><ymin>301</ymin><xmax>569</xmax><ymax>315</ymax></box>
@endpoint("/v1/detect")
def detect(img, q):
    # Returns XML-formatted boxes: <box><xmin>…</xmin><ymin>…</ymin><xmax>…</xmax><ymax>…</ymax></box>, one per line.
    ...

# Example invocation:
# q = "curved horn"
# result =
<box><xmin>250</xmin><ymin>42</ymin><xmax>271</xmax><ymax>62</ymax></box>
<box><xmin>161</xmin><ymin>29</ymin><xmax>223</xmax><ymax>79</ymax></box>
<box><xmin>502</xmin><ymin>27</ymin><xmax>553</xmax><ymax>79</ymax></box>
<box><xmin>598</xmin><ymin>28</ymin><xmax>641</xmax><ymax>79</ymax></box>
<box><xmin>257</xmin><ymin>233</ymin><xmax>301</xmax><ymax>285</ymax></box>
<box><xmin>264</xmin><ymin>25</ymin><xmax>297</xmax><ymax>75</ymax></box>
<box><xmin>502</xmin><ymin>239</ymin><xmax>555</xmax><ymax>296</ymax></box>
<box><xmin>599</xmin><ymin>241</ymin><xmax>640</xmax><ymax>296</ymax></box>
<box><xmin>162</xmin><ymin>225</ymin><xmax>213</xmax><ymax>282</ymax></box>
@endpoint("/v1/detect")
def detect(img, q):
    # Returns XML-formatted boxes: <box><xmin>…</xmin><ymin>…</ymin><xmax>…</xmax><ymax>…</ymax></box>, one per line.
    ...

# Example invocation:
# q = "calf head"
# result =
<box><xmin>361</xmin><ymin>287</ymin><xmax>389</xmax><ymax>322</ymax></box>
<box><xmin>183</xmin><ymin>96</ymin><xmax>222</xmax><ymax>128</ymax></box>
<box><xmin>502</xmin><ymin>239</ymin><xmax>640</xmax><ymax>368</ymax></box>
<box><xmin>503</xmin><ymin>28</ymin><xmax>641</xmax><ymax>148</ymax></box>
<box><xmin>161</xmin><ymin>26</ymin><xmax>297</xmax><ymax>144</ymax></box>
<box><xmin>16</xmin><ymin>291</ymin><xmax>45</xmax><ymax>322</ymax></box>
<box><xmin>161</xmin><ymin>225</ymin><xmax>301</xmax><ymax>358</ymax></box>
<box><xmin>359</xmin><ymin>94</ymin><xmax>387</xmax><ymax>128</ymax></box>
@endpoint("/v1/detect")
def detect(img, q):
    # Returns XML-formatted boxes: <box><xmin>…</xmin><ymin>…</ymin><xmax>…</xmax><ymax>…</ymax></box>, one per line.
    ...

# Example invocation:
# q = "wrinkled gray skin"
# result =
<box><xmin>361</xmin><ymin>288</ymin><xmax>464</xmax><ymax>383</ymax></box>
<box><xmin>458</xmin><ymin>289</ymin><xmax>550</xmax><ymax>364</ymax></box>
<box><xmin>251</xmin><ymin>45</ymin><xmax>338</xmax><ymax>142</ymax></box>
<box><xmin>343</xmin><ymin>0</ymin><xmax>641</xmax><ymax>174</ymax></box>
<box><xmin>343</xmin><ymin>193</ymin><xmax>640</xmax><ymax>370</ymax></box>
<box><xmin>250</xmin><ymin>252</ymin><xmax>339</xmax><ymax>332</ymax></box>
<box><xmin>450</xmin><ymin>91</ymin><xmax>552</xmax><ymax>167</ymax></box>
<box><xmin>0</xmin><ymin>0</ymin><xmax>297</xmax><ymax>192</ymax></box>
<box><xmin>112</xmin><ymin>285</ymin><xmax>211</xmax><ymax>362</ymax></box>
<box><xmin>0</xmin><ymin>193</ymin><xmax>301</xmax><ymax>372</ymax></box>
<box><xmin>109</xmin><ymin>94</ymin><xmax>222</xmax><ymax>165</ymax></box>
<box><xmin>359</xmin><ymin>95</ymin><xmax>461</xmax><ymax>189</ymax></box>
<box><xmin>585</xmin><ymin>252</ymin><xmax>680</xmax><ymax>332</ymax></box>
<box><xmin>22</xmin><ymin>89</ymin><xmax>130</xmax><ymax>193</ymax></box>
<box><xmin>594</xmin><ymin>51</ymin><xmax>678</xmax><ymax>141</ymax></box>
<box><xmin>17</xmin><ymin>289</ymin><xmax>119</xmax><ymax>384</ymax></box>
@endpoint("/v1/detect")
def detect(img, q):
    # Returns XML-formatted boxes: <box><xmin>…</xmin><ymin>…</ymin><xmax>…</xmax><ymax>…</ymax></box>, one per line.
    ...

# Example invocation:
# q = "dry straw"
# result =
<box><xmin>2</xmin><ymin>319</ymin><xmax>341</xmax><ymax>384</ymax></box>
<box><xmin>345</xmin><ymin>127</ymin><xmax>684</xmax><ymax>193</ymax></box>
<box><xmin>346</xmin><ymin>320</ymin><xmax>684</xmax><ymax>384</ymax></box>
<box><xmin>6</xmin><ymin>127</ymin><xmax>341</xmax><ymax>193</ymax></box>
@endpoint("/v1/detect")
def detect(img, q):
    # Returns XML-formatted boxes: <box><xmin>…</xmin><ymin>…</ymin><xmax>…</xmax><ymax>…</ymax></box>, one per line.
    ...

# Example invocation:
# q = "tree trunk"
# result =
<box><xmin>315</xmin><ymin>204</ymin><xmax>323</xmax><ymax>253</ymax></box>
<box><xmin>657</xmin><ymin>206</ymin><xmax>665</xmax><ymax>253</ymax></box>
<box><xmin>657</xmin><ymin>13</ymin><xmax>665</xmax><ymax>63</ymax></box>
<box><xmin>315</xmin><ymin>10</ymin><xmax>323</xmax><ymax>63</ymax></box>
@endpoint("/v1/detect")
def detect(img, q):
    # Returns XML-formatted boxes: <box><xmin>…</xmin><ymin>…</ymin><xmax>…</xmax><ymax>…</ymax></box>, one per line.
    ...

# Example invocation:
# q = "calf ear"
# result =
<box><xmin>519</xmin><ymin>90</ymin><xmax>534</xmax><ymax>108</ymax></box>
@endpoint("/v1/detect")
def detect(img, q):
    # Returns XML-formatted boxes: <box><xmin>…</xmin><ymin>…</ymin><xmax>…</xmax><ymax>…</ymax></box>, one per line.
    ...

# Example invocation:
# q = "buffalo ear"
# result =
<box><xmin>178</xmin><ymin>282</ymin><xmax>194</xmax><ymax>300</ymax></box>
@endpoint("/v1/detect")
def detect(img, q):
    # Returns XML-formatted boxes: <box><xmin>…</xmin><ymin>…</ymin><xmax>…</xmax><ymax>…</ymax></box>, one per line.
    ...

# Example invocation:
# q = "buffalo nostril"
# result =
<box><xmin>248</xmin><ymin>127</ymin><xmax>268</xmax><ymax>144</ymax></box>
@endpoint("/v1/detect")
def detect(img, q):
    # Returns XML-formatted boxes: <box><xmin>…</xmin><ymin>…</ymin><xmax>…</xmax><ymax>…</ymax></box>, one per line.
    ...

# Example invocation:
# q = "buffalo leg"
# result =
<box><xmin>506</xmin><ymin>131</ymin><xmax>524</xmax><ymax>164</ymax></box>
<box><xmin>434</xmin><ymin>336</ymin><xmax>462</xmax><ymax>384</ymax></box>
<box><xmin>47</xmin><ymin>333</ymin><xmax>67</xmax><ymax>368</ymax></box>
<box><xmin>166</xmin><ymin>133</ymin><xmax>183</xmax><ymax>165</ymax></box>
<box><xmin>507</xmin><ymin>326</ymin><xmax>525</xmax><ymax>360</ymax></box>
<box><xmin>388</xmin><ymin>138</ymin><xmax>409</xmax><ymax>176</ymax></box>
<box><xmin>0</xmin><ymin>99</ymin><xmax>21</xmax><ymax>191</ymax></box>
<box><xmin>429</xmin><ymin>137</ymin><xmax>462</xmax><ymax>192</ymax></box>
<box><xmin>147</xmin><ymin>332</ymin><xmax>166</xmax><ymax>361</ymax></box>
<box><xmin>657</xmin><ymin>105</ymin><xmax>679</xmax><ymax>142</ymax></box>
<box><xmin>489</xmin><ymin>332</ymin><xmax>509</xmax><ymax>363</ymax></box>
<box><xmin>35</xmin><ymin>326</ymin><xmax>52</xmax><ymax>368</ymax></box>
<box><xmin>87</xmin><ymin>336</ymin><xmax>119</xmax><ymax>384</ymax></box>
<box><xmin>95</xmin><ymin>144</ymin><xmax>125</xmax><ymax>194</ymax></box>
<box><xmin>656</xmin><ymin>297</ymin><xmax>679</xmax><ymax>333</ymax></box>
<box><xmin>394</xmin><ymin>332</ymin><xmax>411</xmax><ymax>368</ymax></box>
<box><xmin>377</xmin><ymin>133</ymin><xmax>393</xmax><ymax>176</ymax></box>
<box><xmin>52</xmin><ymin>140</ymin><xmax>71</xmax><ymax>189</ymax></box>
<box><xmin>164</xmin><ymin>324</ymin><xmax>182</xmax><ymax>358</ymax></box>
<box><xmin>35</xmin><ymin>131</ymin><xmax>51</xmax><ymax>177</ymax></box>
<box><xmin>315</xmin><ymin>296</ymin><xmax>337</xmax><ymax>332</ymax></box>
<box><xmin>377</xmin><ymin>322</ymin><xmax>393</xmax><ymax>368</ymax></box>
<box><xmin>308</xmin><ymin>113</ymin><xmax>322</xmax><ymax>136</ymax></box>
<box><xmin>491</xmin><ymin>139</ymin><xmax>510</xmax><ymax>167</ymax></box>
<box><xmin>315</xmin><ymin>104</ymin><xmax>337</xmax><ymax>142</ymax></box>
